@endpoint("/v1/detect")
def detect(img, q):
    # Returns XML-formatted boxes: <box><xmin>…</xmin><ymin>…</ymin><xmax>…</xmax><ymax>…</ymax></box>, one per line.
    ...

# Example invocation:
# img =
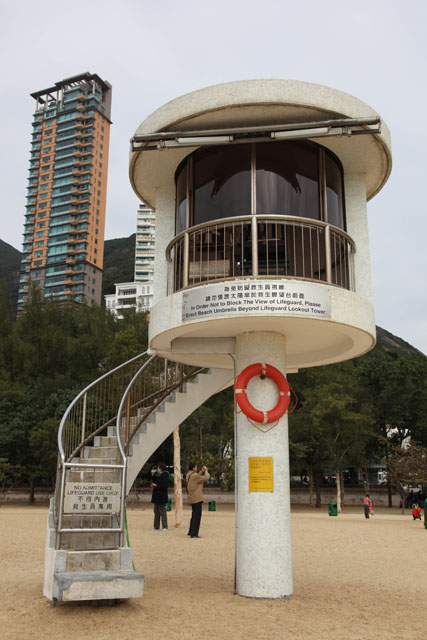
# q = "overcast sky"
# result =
<box><xmin>1</xmin><ymin>0</ymin><xmax>426</xmax><ymax>354</ymax></box>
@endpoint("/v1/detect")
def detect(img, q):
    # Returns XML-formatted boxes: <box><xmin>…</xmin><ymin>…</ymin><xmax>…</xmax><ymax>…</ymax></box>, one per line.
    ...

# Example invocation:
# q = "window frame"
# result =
<box><xmin>175</xmin><ymin>140</ymin><xmax>346</xmax><ymax>233</ymax></box>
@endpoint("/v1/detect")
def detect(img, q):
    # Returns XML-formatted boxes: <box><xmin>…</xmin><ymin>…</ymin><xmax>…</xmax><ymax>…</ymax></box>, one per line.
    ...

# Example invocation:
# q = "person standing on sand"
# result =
<box><xmin>151</xmin><ymin>462</ymin><xmax>169</xmax><ymax>531</ymax></box>
<box><xmin>412</xmin><ymin>504</ymin><xmax>422</xmax><ymax>520</ymax></box>
<box><xmin>363</xmin><ymin>493</ymin><xmax>373</xmax><ymax>519</ymax></box>
<box><xmin>186</xmin><ymin>462</ymin><xmax>210</xmax><ymax>538</ymax></box>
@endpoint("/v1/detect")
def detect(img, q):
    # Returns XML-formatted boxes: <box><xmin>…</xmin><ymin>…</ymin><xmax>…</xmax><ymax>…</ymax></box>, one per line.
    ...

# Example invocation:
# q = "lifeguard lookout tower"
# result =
<box><xmin>129</xmin><ymin>80</ymin><xmax>391</xmax><ymax>599</ymax></box>
<box><xmin>43</xmin><ymin>79</ymin><xmax>392</xmax><ymax>605</ymax></box>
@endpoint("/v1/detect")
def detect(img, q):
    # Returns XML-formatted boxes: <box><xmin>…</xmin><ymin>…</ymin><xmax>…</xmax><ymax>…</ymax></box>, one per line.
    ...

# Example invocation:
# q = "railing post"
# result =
<box><xmin>251</xmin><ymin>216</ymin><xmax>258</xmax><ymax>276</ymax></box>
<box><xmin>325</xmin><ymin>225</ymin><xmax>332</xmax><ymax>283</ymax></box>
<box><xmin>183</xmin><ymin>232</ymin><xmax>189</xmax><ymax>288</ymax></box>
<box><xmin>119</xmin><ymin>465</ymin><xmax>127</xmax><ymax>546</ymax></box>
<box><xmin>125</xmin><ymin>394</ymin><xmax>131</xmax><ymax>453</ymax></box>
<box><xmin>349</xmin><ymin>241</ymin><xmax>356</xmax><ymax>291</ymax></box>
<box><xmin>81</xmin><ymin>392</ymin><xmax>87</xmax><ymax>446</ymax></box>
<box><xmin>56</xmin><ymin>458</ymin><xmax>67</xmax><ymax>550</ymax></box>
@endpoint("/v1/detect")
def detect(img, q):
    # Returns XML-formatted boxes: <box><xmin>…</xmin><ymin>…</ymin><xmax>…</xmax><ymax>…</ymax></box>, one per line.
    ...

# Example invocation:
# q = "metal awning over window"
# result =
<box><xmin>131</xmin><ymin>116</ymin><xmax>381</xmax><ymax>152</ymax></box>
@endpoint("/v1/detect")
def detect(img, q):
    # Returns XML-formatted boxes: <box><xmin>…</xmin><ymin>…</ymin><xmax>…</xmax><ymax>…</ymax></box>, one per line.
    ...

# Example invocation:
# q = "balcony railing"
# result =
<box><xmin>166</xmin><ymin>215</ymin><xmax>355</xmax><ymax>294</ymax></box>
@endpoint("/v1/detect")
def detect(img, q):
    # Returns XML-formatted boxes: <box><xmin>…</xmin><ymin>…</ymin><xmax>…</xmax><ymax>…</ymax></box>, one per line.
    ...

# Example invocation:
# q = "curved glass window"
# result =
<box><xmin>256</xmin><ymin>141</ymin><xmax>319</xmax><ymax>218</ymax></box>
<box><xmin>175</xmin><ymin>140</ymin><xmax>345</xmax><ymax>231</ymax></box>
<box><xmin>325</xmin><ymin>152</ymin><xmax>344</xmax><ymax>229</ymax></box>
<box><xmin>193</xmin><ymin>145</ymin><xmax>251</xmax><ymax>225</ymax></box>
<box><xmin>176</xmin><ymin>163</ymin><xmax>187</xmax><ymax>234</ymax></box>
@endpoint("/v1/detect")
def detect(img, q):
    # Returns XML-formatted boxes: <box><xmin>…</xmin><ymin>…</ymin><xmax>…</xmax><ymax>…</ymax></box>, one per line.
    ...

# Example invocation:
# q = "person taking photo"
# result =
<box><xmin>186</xmin><ymin>463</ymin><xmax>210</xmax><ymax>538</ymax></box>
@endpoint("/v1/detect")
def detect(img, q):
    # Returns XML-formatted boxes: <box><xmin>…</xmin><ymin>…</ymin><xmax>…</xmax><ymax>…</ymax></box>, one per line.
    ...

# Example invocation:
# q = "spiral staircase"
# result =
<box><xmin>43</xmin><ymin>351</ymin><xmax>233</xmax><ymax>604</ymax></box>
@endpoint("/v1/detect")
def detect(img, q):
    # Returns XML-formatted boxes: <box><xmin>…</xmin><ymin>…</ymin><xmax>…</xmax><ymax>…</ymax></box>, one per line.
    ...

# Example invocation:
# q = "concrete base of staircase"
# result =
<box><xmin>44</xmin><ymin>500</ymin><xmax>144</xmax><ymax>603</ymax></box>
<box><xmin>52</xmin><ymin>569</ymin><xmax>144</xmax><ymax>602</ymax></box>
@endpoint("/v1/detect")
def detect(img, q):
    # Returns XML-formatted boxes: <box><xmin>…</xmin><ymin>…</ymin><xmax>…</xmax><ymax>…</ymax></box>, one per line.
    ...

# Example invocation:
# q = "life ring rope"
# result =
<box><xmin>287</xmin><ymin>381</ymin><xmax>298</xmax><ymax>415</ymax></box>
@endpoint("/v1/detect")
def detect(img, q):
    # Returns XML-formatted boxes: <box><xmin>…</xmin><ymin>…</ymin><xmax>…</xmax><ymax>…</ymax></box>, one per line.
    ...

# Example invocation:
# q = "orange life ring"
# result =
<box><xmin>235</xmin><ymin>363</ymin><xmax>290</xmax><ymax>424</ymax></box>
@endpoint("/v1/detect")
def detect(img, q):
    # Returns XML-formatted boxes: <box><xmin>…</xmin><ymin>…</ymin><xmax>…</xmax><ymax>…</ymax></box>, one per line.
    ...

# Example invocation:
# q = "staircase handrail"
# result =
<box><xmin>116</xmin><ymin>358</ymin><xmax>205</xmax><ymax>459</ymax></box>
<box><xmin>115</xmin><ymin>353</ymin><xmax>156</xmax><ymax>463</ymax></box>
<box><xmin>54</xmin><ymin>350</ymin><xmax>203</xmax><ymax>546</ymax></box>
<box><xmin>54</xmin><ymin>350</ymin><xmax>150</xmax><ymax>542</ymax></box>
<box><xmin>57</xmin><ymin>350</ymin><xmax>149</xmax><ymax>465</ymax></box>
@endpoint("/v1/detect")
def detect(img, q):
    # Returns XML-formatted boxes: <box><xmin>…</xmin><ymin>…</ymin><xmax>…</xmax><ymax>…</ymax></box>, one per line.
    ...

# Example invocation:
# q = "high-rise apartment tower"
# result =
<box><xmin>18</xmin><ymin>72</ymin><xmax>112</xmax><ymax>310</ymax></box>
<box><xmin>135</xmin><ymin>203</ymin><xmax>155</xmax><ymax>283</ymax></box>
<box><xmin>104</xmin><ymin>203</ymin><xmax>156</xmax><ymax>317</ymax></box>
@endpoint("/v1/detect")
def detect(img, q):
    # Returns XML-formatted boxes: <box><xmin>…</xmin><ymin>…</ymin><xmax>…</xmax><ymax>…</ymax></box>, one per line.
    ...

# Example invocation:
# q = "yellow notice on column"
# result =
<box><xmin>248</xmin><ymin>457</ymin><xmax>274</xmax><ymax>492</ymax></box>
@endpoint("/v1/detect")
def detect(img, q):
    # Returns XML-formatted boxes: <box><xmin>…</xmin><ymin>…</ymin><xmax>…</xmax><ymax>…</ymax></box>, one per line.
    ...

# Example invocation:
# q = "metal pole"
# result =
<box><xmin>56</xmin><ymin>462</ymin><xmax>67</xmax><ymax>550</ymax></box>
<box><xmin>81</xmin><ymin>392</ymin><xmax>87</xmax><ymax>446</ymax></box>
<box><xmin>125</xmin><ymin>394</ymin><xmax>131</xmax><ymax>452</ymax></box>
<box><xmin>232</xmin><ymin>355</ymin><xmax>238</xmax><ymax>594</ymax></box>
<box><xmin>183</xmin><ymin>232</ymin><xmax>189</xmax><ymax>288</ymax></box>
<box><xmin>251</xmin><ymin>216</ymin><xmax>258</xmax><ymax>277</ymax></box>
<box><xmin>120</xmin><ymin>467</ymin><xmax>127</xmax><ymax>544</ymax></box>
<box><xmin>325</xmin><ymin>225</ymin><xmax>332</xmax><ymax>283</ymax></box>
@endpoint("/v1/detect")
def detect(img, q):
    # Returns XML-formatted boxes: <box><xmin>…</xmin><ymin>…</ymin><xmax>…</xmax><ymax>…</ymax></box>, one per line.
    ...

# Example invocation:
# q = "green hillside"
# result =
<box><xmin>375</xmin><ymin>326</ymin><xmax>422</xmax><ymax>357</ymax></box>
<box><xmin>102</xmin><ymin>234</ymin><xmax>136</xmax><ymax>297</ymax></box>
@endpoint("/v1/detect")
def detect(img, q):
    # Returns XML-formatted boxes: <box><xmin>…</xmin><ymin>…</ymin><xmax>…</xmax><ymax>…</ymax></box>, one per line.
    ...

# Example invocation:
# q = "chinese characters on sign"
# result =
<box><xmin>182</xmin><ymin>281</ymin><xmax>331</xmax><ymax>322</ymax></box>
<box><xmin>248</xmin><ymin>457</ymin><xmax>274</xmax><ymax>492</ymax></box>
<box><xmin>63</xmin><ymin>482</ymin><xmax>121</xmax><ymax>514</ymax></box>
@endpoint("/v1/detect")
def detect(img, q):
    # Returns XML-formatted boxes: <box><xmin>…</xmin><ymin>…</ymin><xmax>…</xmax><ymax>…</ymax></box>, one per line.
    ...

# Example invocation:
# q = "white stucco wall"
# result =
<box><xmin>345</xmin><ymin>172</ymin><xmax>373</xmax><ymax>302</ymax></box>
<box><xmin>152</xmin><ymin>185</ymin><xmax>175</xmax><ymax>306</ymax></box>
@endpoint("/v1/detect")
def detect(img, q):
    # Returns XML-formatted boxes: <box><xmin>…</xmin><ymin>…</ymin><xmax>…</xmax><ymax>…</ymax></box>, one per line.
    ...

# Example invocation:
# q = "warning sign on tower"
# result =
<box><xmin>248</xmin><ymin>457</ymin><xmax>274</xmax><ymax>492</ymax></box>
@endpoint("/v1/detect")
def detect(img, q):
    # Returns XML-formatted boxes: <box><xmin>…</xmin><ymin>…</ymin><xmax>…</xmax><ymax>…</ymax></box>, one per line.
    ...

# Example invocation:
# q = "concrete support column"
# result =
<box><xmin>235</xmin><ymin>331</ymin><xmax>292</xmax><ymax>599</ymax></box>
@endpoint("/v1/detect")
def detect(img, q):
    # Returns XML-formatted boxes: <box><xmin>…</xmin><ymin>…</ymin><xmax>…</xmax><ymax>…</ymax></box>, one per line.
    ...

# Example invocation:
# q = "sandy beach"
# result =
<box><xmin>1</xmin><ymin>503</ymin><xmax>426</xmax><ymax>640</ymax></box>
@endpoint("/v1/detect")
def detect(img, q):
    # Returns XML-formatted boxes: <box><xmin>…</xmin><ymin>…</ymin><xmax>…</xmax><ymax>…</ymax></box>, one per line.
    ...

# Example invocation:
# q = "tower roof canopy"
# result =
<box><xmin>130</xmin><ymin>79</ymin><xmax>391</xmax><ymax>208</ymax></box>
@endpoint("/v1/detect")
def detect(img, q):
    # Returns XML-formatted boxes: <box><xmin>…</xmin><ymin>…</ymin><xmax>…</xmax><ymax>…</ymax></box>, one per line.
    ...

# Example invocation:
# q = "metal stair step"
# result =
<box><xmin>94</xmin><ymin>435</ymin><xmax>117</xmax><ymax>447</ymax></box>
<box><xmin>77</xmin><ymin>457</ymin><xmax>120</xmax><ymax>465</ymax></box>
<box><xmin>62</xmin><ymin>513</ymin><xmax>117</xmax><ymax>528</ymax></box>
<box><xmin>68</xmin><ymin>469</ymin><xmax>121</xmax><ymax>483</ymax></box>
<box><xmin>59</xmin><ymin>531</ymin><xmax>120</xmax><ymax>551</ymax></box>
<box><xmin>137</xmin><ymin>405</ymin><xmax>153</xmax><ymax>417</ymax></box>
<box><xmin>83</xmin><ymin>446</ymin><xmax>118</xmax><ymax>459</ymax></box>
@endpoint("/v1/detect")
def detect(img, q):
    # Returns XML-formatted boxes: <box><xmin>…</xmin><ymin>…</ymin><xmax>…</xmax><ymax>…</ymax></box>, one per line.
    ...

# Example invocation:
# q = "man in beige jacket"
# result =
<box><xmin>186</xmin><ymin>463</ymin><xmax>210</xmax><ymax>538</ymax></box>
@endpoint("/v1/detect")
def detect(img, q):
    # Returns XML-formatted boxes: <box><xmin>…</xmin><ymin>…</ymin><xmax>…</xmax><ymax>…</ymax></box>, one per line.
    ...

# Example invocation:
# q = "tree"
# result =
<box><xmin>173</xmin><ymin>426</ymin><xmax>184</xmax><ymax>528</ymax></box>
<box><xmin>290</xmin><ymin>362</ymin><xmax>374</xmax><ymax>510</ymax></box>
<box><xmin>0</xmin><ymin>457</ymin><xmax>10</xmax><ymax>504</ymax></box>
<box><xmin>105</xmin><ymin>309</ymin><xmax>148</xmax><ymax>367</ymax></box>
<box><xmin>179</xmin><ymin>387</ymin><xmax>234</xmax><ymax>487</ymax></box>
<box><xmin>357</xmin><ymin>353</ymin><xmax>427</xmax><ymax>506</ymax></box>
<box><xmin>386</xmin><ymin>440</ymin><xmax>427</xmax><ymax>513</ymax></box>
<box><xmin>0</xmin><ymin>289</ymin><xmax>145</xmax><ymax>486</ymax></box>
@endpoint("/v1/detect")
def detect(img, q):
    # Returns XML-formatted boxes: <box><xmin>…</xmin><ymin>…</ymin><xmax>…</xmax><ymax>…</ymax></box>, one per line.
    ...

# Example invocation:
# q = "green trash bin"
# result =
<box><xmin>328</xmin><ymin>501</ymin><xmax>338</xmax><ymax>517</ymax></box>
<box><xmin>208</xmin><ymin>500</ymin><xmax>216</xmax><ymax>512</ymax></box>
<box><xmin>166</xmin><ymin>498</ymin><xmax>171</xmax><ymax>512</ymax></box>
